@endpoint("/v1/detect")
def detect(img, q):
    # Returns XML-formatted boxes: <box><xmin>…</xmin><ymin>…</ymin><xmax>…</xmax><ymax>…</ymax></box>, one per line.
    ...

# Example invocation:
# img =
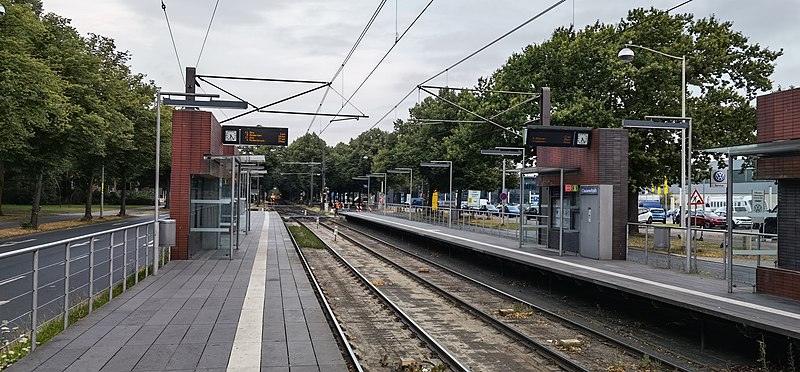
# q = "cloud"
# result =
<box><xmin>43</xmin><ymin>0</ymin><xmax>797</xmax><ymax>146</ymax></box>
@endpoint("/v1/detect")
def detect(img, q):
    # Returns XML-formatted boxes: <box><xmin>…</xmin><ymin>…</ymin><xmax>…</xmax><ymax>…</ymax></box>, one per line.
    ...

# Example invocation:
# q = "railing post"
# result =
<box><xmin>135</xmin><ymin>226</ymin><xmax>140</xmax><ymax>285</ymax></box>
<box><xmin>31</xmin><ymin>250</ymin><xmax>39</xmax><ymax>352</ymax></box>
<box><xmin>123</xmin><ymin>229</ymin><xmax>128</xmax><ymax>292</ymax></box>
<box><xmin>109</xmin><ymin>232</ymin><xmax>114</xmax><ymax>302</ymax></box>
<box><xmin>63</xmin><ymin>243</ymin><xmax>71</xmax><ymax>331</ymax></box>
<box><xmin>144</xmin><ymin>224</ymin><xmax>150</xmax><ymax>277</ymax></box>
<box><xmin>89</xmin><ymin>237</ymin><xmax>95</xmax><ymax>314</ymax></box>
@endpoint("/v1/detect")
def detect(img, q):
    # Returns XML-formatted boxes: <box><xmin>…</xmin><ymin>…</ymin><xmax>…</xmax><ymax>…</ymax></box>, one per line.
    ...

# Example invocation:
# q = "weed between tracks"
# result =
<box><xmin>288</xmin><ymin>224</ymin><xmax>326</xmax><ymax>249</ymax></box>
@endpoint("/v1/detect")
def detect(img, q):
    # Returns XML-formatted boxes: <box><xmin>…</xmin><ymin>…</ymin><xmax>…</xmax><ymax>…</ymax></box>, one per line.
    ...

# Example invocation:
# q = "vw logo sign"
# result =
<box><xmin>713</xmin><ymin>170</ymin><xmax>726</xmax><ymax>183</ymax></box>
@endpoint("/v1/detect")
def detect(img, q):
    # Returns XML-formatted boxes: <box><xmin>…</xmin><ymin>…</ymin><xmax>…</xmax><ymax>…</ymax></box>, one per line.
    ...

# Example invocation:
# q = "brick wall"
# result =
<box><xmin>756</xmin><ymin>267</ymin><xmax>800</xmax><ymax>301</ymax></box>
<box><xmin>537</xmin><ymin>128</ymin><xmax>629</xmax><ymax>259</ymax></box>
<box><xmin>756</xmin><ymin>88</ymin><xmax>800</xmax><ymax>143</ymax></box>
<box><xmin>753</xmin><ymin>88</ymin><xmax>800</xmax><ymax>297</ymax></box>
<box><xmin>169</xmin><ymin>110</ymin><xmax>232</xmax><ymax>260</ymax></box>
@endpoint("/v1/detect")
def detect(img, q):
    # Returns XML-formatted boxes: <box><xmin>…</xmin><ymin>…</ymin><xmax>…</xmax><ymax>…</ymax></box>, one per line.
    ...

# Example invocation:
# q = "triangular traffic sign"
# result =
<box><xmin>690</xmin><ymin>189</ymin><xmax>704</xmax><ymax>205</ymax></box>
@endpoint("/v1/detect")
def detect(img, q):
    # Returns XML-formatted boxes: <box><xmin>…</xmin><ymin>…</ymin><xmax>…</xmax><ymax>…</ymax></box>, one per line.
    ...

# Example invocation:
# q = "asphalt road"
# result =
<box><xmin>0</xmin><ymin>215</ymin><xmax>168</xmax><ymax>332</ymax></box>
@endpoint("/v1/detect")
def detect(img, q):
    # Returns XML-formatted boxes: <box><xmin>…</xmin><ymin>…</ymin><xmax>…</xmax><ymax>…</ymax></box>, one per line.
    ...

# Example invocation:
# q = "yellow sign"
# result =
<box><xmin>432</xmin><ymin>192</ymin><xmax>439</xmax><ymax>211</ymax></box>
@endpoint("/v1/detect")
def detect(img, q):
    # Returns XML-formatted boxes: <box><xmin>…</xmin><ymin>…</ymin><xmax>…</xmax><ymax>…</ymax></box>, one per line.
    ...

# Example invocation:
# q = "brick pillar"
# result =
<box><xmin>169</xmin><ymin>110</ymin><xmax>218</xmax><ymax>260</ymax></box>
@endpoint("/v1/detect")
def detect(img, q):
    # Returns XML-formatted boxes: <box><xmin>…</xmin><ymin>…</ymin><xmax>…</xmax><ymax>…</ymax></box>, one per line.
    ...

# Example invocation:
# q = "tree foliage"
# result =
<box><xmin>0</xmin><ymin>2</ymin><xmax>163</xmax><ymax>226</ymax></box>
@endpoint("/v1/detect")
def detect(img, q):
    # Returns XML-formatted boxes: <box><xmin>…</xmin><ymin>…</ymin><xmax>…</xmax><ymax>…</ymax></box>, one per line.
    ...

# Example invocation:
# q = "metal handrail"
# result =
<box><xmin>0</xmin><ymin>220</ymin><xmax>165</xmax><ymax>355</ymax></box>
<box><xmin>0</xmin><ymin>220</ymin><xmax>154</xmax><ymax>260</ymax></box>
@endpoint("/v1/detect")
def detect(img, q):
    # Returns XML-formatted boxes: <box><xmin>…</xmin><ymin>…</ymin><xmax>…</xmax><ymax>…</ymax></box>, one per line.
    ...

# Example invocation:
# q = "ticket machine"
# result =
<box><xmin>578</xmin><ymin>185</ymin><xmax>614</xmax><ymax>259</ymax></box>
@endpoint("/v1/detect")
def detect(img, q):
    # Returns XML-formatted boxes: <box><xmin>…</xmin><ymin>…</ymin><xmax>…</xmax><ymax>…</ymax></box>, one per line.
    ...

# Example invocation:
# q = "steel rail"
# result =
<box><xmin>290</xmin><ymin>216</ymin><xmax>469</xmax><ymax>372</ymax></box>
<box><xmin>314</xmin><ymin>219</ymin><xmax>585</xmax><ymax>372</ymax></box>
<box><xmin>332</xmin><ymin>219</ymin><xmax>695</xmax><ymax>371</ymax></box>
<box><xmin>281</xmin><ymin>218</ymin><xmax>363</xmax><ymax>372</ymax></box>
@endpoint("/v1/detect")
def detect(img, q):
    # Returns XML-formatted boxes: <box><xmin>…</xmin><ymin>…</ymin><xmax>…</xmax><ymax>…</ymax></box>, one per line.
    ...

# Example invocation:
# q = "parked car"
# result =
<box><xmin>637</xmin><ymin>207</ymin><xmax>653</xmax><ymax>224</ymax></box>
<box><xmin>649</xmin><ymin>208</ymin><xmax>667</xmax><ymax>223</ymax></box>
<box><xmin>762</xmin><ymin>204</ymin><xmax>777</xmax><ymax>235</ymax></box>
<box><xmin>480</xmin><ymin>204</ymin><xmax>500</xmax><ymax>215</ymax></box>
<box><xmin>524</xmin><ymin>206</ymin><xmax>539</xmax><ymax>220</ymax></box>
<box><xmin>690</xmin><ymin>210</ymin><xmax>726</xmax><ymax>229</ymax></box>
<box><xmin>714</xmin><ymin>207</ymin><xmax>753</xmax><ymax>229</ymax></box>
<box><xmin>670</xmin><ymin>207</ymin><xmax>682</xmax><ymax>224</ymax></box>
<box><xmin>504</xmin><ymin>204</ymin><xmax>521</xmax><ymax>216</ymax></box>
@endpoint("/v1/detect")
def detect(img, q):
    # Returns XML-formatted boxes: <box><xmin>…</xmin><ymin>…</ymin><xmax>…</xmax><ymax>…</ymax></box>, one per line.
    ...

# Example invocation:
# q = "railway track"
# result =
<box><xmin>290</xmin><ymin>215</ymin><xmax>599</xmax><ymax>371</ymax></box>
<box><xmin>326</xmin><ymin>216</ymin><xmax>716</xmax><ymax>370</ymax></box>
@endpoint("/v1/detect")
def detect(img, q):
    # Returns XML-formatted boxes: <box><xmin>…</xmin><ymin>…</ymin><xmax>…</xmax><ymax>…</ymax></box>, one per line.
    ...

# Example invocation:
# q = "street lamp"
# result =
<box><xmin>387</xmin><ymin>168</ymin><xmax>413</xmax><ymax>220</ymax></box>
<box><xmin>619</xmin><ymin>44</ymin><xmax>688</xmax><ymax>220</ymax></box>
<box><xmin>420</xmin><ymin>161</ymin><xmax>452</xmax><ymax>228</ymax></box>
<box><xmin>619</xmin><ymin>43</ymin><xmax>692</xmax><ymax>272</ymax></box>
<box><xmin>366</xmin><ymin>173</ymin><xmax>387</xmax><ymax>213</ymax></box>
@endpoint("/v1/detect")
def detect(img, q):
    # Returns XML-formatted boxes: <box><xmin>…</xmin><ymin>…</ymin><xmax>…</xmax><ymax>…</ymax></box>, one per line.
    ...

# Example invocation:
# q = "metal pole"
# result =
<box><xmin>230</xmin><ymin>157</ymin><xmax>235</xmax><ymax>259</ymax></box>
<box><xmin>63</xmin><ymin>243</ymin><xmax>71</xmax><ymax>331</ymax></box>
<box><xmin>727</xmin><ymin>149</ymin><xmax>734</xmax><ymax>292</ymax></box>
<box><xmin>367</xmin><ymin>177</ymin><xmax>370</xmax><ymax>210</ymax></box>
<box><xmin>31</xmin><ymin>250</ymin><xmax>39</xmax><ymax>351</ymax></box>
<box><xmin>123</xmin><ymin>230</ymin><xmax>128</xmax><ymax>292</ymax></box>
<box><xmin>519</xmin><ymin>148</ymin><xmax>526</xmax><ymax>248</ymax></box>
<box><xmin>559</xmin><ymin>168</ymin><xmax>564</xmax><ymax>256</ymax></box>
<box><xmin>109</xmin><ymin>232</ymin><xmax>114</xmax><ymax>302</ymax></box>
<box><xmin>686</xmin><ymin>118</ymin><xmax>693</xmax><ymax>272</ymax></box>
<box><xmin>448</xmin><ymin>162</ymin><xmax>453</xmax><ymax>228</ymax></box>
<box><xmin>89</xmin><ymin>237</ymin><xmax>95</xmax><ymax>314</ymax></box>
<box><xmin>310</xmin><ymin>160</ymin><xmax>314</xmax><ymax>207</ymax></box>
<box><xmin>100</xmin><ymin>165</ymin><xmax>105</xmax><ymax>219</ymax></box>
<box><xmin>502</xmin><ymin>160</ymin><xmax>506</xmax><ymax>225</ymax></box>
<box><xmin>246</xmin><ymin>171</ymin><xmax>251</xmax><ymax>232</ymax></box>
<box><xmin>409</xmin><ymin>170</ymin><xmax>413</xmax><ymax>221</ymax></box>
<box><xmin>135</xmin><ymin>226</ymin><xmax>140</xmax><ymax>284</ymax></box>
<box><xmin>383</xmin><ymin>174</ymin><xmax>387</xmax><ymax>215</ymax></box>
<box><xmin>153</xmin><ymin>89</ymin><xmax>161</xmax><ymax>275</ymax></box>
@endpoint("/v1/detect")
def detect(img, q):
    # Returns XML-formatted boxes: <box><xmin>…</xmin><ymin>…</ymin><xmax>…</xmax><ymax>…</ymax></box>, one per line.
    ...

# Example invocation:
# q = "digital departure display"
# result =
<box><xmin>524</xmin><ymin>127</ymin><xmax>591</xmax><ymax>148</ymax></box>
<box><xmin>221</xmin><ymin>125</ymin><xmax>288</xmax><ymax>146</ymax></box>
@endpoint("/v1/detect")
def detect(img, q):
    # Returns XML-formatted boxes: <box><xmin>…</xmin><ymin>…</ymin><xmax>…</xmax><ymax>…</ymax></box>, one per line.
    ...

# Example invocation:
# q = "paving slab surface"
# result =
<box><xmin>8</xmin><ymin>211</ymin><xmax>347</xmax><ymax>372</ymax></box>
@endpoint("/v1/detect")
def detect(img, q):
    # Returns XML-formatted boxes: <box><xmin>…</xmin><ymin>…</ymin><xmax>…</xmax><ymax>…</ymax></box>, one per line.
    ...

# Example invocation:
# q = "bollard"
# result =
<box><xmin>304</xmin><ymin>210</ymin><xmax>307</xmax><ymax>216</ymax></box>
<box><xmin>334</xmin><ymin>226</ymin><xmax>338</xmax><ymax>241</ymax></box>
<box><xmin>316</xmin><ymin>217</ymin><xmax>320</xmax><ymax>229</ymax></box>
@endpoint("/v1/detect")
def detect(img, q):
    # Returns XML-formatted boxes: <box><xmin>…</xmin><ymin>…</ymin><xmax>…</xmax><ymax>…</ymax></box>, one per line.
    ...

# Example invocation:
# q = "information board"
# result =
<box><xmin>524</xmin><ymin>127</ymin><xmax>591</xmax><ymax>148</ymax></box>
<box><xmin>222</xmin><ymin>125</ymin><xmax>288</xmax><ymax>146</ymax></box>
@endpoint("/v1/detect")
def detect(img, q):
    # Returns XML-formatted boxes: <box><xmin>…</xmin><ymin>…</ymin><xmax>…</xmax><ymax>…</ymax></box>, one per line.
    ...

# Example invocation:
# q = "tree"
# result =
<box><xmin>0</xmin><ymin>2</ymin><xmax>69</xmax><ymax>217</ymax></box>
<box><xmin>488</xmin><ymin>8</ymin><xmax>781</xmax><ymax>221</ymax></box>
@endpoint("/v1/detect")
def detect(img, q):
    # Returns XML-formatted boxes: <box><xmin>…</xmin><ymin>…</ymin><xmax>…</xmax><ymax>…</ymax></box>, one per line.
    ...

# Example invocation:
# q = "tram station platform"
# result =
<box><xmin>341</xmin><ymin>211</ymin><xmax>800</xmax><ymax>340</ymax></box>
<box><xmin>8</xmin><ymin>211</ymin><xmax>347</xmax><ymax>372</ymax></box>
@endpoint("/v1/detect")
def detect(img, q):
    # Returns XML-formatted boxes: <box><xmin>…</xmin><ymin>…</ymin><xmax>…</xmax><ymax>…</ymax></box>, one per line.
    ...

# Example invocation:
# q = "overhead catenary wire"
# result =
<box><xmin>370</xmin><ymin>0</ymin><xmax>567</xmax><ymax>130</ymax></box>
<box><xmin>196</xmin><ymin>0</ymin><xmax>221</xmax><ymax>68</ymax></box>
<box><xmin>319</xmin><ymin>0</ymin><xmax>435</xmax><ymax>135</ymax></box>
<box><xmin>161</xmin><ymin>1</ymin><xmax>185</xmax><ymax>84</ymax></box>
<box><xmin>306</xmin><ymin>0</ymin><xmax>388</xmax><ymax>133</ymax></box>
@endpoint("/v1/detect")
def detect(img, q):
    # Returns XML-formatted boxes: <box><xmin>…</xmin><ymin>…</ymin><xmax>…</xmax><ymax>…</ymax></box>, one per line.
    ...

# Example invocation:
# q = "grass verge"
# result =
<box><xmin>288</xmin><ymin>225</ymin><xmax>326</xmax><ymax>249</ymax></box>
<box><xmin>0</xmin><ymin>216</ymin><xmax>129</xmax><ymax>240</ymax></box>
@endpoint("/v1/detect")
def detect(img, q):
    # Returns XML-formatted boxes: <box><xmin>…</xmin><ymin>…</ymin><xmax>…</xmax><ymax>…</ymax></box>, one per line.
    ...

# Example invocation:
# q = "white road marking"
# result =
<box><xmin>0</xmin><ymin>300</ymin><xmax>9</xmax><ymax>306</ymax></box>
<box><xmin>0</xmin><ymin>238</ymin><xmax>37</xmax><ymax>248</ymax></box>
<box><xmin>227</xmin><ymin>213</ymin><xmax>269</xmax><ymax>371</ymax></box>
<box><xmin>0</xmin><ymin>274</ymin><xmax>26</xmax><ymax>286</ymax></box>
<box><xmin>112</xmin><ymin>222</ymin><xmax>125</xmax><ymax>226</ymax></box>
<box><xmin>71</xmin><ymin>238</ymin><xmax>99</xmax><ymax>248</ymax></box>
<box><xmin>358</xmin><ymin>214</ymin><xmax>800</xmax><ymax>320</ymax></box>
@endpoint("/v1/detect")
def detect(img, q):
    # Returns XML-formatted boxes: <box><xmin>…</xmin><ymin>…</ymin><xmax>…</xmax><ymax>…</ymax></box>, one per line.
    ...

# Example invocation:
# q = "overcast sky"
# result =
<box><xmin>45</xmin><ymin>0</ymin><xmax>798</xmax><ymax>146</ymax></box>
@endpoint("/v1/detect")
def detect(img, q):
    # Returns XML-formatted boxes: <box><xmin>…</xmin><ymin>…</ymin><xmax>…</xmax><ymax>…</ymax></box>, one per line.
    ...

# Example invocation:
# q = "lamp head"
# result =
<box><xmin>618</xmin><ymin>47</ymin><xmax>635</xmax><ymax>63</ymax></box>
